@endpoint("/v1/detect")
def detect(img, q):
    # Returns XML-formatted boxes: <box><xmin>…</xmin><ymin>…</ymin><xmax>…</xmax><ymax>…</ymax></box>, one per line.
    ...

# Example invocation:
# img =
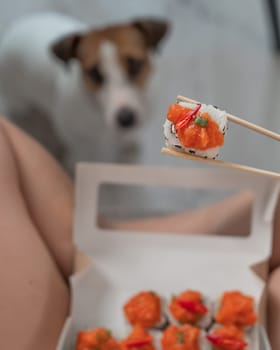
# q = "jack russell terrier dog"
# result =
<box><xmin>0</xmin><ymin>13</ymin><xmax>169</xmax><ymax>165</ymax></box>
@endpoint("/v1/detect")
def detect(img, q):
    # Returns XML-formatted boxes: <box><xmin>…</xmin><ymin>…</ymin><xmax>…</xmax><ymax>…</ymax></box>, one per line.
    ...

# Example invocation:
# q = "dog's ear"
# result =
<box><xmin>132</xmin><ymin>18</ymin><xmax>169</xmax><ymax>51</ymax></box>
<box><xmin>50</xmin><ymin>33</ymin><xmax>82</xmax><ymax>63</ymax></box>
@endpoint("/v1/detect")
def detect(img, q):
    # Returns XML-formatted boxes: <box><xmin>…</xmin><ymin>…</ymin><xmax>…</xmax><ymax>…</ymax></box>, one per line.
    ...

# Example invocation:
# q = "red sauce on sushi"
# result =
<box><xmin>124</xmin><ymin>291</ymin><xmax>161</xmax><ymax>328</ymax></box>
<box><xmin>215</xmin><ymin>291</ymin><xmax>257</xmax><ymax>328</ymax></box>
<box><xmin>167</xmin><ymin>104</ymin><xmax>193</xmax><ymax>124</ymax></box>
<box><xmin>120</xmin><ymin>325</ymin><xmax>155</xmax><ymax>350</ymax></box>
<box><xmin>207</xmin><ymin>325</ymin><xmax>247</xmax><ymax>350</ymax></box>
<box><xmin>167</xmin><ymin>103</ymin><xmax>224</xmax><ymax>150</ymax></box>
<box><xmin>161</xmin><ymin>324</ymin><xmax>200</xmax><ymax>350</ymax></box>
<box><xmin>76</xmin><ymin>328</ymin><xmax>119</xmax><ymax>350</ymax></box>
<box><xmin>169</xmin><ymin>290</ymin><xmax>208</xmax><ymax>324</ymax></box>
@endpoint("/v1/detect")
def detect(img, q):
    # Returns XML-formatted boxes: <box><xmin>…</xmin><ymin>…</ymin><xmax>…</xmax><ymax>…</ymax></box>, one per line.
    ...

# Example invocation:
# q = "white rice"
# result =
<box><xmin>197</xmin><ymin>297</ymin><xmax>213</xmax><ymax>329</ymax></box>
<box><xmin>198</xmin><ymin>330</ymin><xmax>212</xmax><ymax>350</ymax></box>
<box><xmin>163</xmin><ymin>101</ymin><xmax>228</xmax><ymax>159</ymax></box>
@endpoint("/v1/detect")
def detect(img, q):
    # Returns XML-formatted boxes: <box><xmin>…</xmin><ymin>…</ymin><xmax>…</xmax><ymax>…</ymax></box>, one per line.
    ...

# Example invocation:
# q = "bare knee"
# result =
<box><xmin>267</xmin><ymin>267</ymin><xmax>280</xmax><ymax>349</ymax></box>
<box><xmin>267</xmin><ymin>267</ymin><xmax>280</xmax><ymax>313</ymax></box>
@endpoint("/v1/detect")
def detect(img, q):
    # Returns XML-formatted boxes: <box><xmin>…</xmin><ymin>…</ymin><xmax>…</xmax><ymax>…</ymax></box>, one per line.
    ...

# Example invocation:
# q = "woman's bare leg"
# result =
<box><xmin>107</xmin><ymin>191</ymin><xmax>253</xmax><ymax>236</ymax></box>
<box><xmin>267</xmin><ymin>199</ymin><xmax>280</xmax><ymax>350</ymax></box>
<box><xmin>0</xmin><ymin>117</ymin><xmax>73</xmax><ymax>349</ymax></box>
<box><xmin>267</xmin><ymin>267</ymin><xmax>280</xmax><ymax>350</ymax></box>
<box><xmin>0</xmin><ymin>117</ymin><xmax>74</xmax><ymax>277</ymax></box>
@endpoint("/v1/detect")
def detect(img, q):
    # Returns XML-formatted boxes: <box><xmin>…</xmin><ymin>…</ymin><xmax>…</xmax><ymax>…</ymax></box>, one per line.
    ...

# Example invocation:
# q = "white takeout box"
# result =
<box><xmin>57</xmin><ymin>163</ymin><xmax>280</xmax><ymax>350</ymax></box>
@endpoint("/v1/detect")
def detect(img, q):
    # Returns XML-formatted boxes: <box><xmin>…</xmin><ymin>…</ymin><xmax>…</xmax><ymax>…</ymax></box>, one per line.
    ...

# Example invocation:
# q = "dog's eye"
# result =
<box><xmin>126</xmin><ymin>57</ymin><xmax>144</xmax><ymax>78</ymax></box>
<box><xmin>87</xmin><ymin>65</ymin><xmax>104</xmax><ymax>85</ymax></box>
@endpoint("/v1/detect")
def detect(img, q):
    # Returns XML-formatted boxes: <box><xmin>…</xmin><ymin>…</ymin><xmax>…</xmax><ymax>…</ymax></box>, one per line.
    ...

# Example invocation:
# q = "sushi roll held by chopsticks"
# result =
<box><xmin>163</xmin><ymin>100</ymin><xmax>228</xmax><ymax>159</ymax></box>
<box><xmin>162</xmin><ymin>95</ymin><xmax>280</xmax><ymax>178</ymax></box>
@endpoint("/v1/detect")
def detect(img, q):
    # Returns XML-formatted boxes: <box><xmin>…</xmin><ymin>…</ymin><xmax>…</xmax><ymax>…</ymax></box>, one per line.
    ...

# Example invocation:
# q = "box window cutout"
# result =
<box><xmin>97</xmin><ymin>184</ymin><xmax>253</xmax><ymax>237</ymax></box>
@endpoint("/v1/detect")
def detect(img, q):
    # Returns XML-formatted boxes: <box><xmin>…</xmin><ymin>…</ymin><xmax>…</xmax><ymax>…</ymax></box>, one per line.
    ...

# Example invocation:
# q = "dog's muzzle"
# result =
<box><xmin>116</xmin><ymin>107</ymin><xmax>137</xmax><ymax>129</ymax></box>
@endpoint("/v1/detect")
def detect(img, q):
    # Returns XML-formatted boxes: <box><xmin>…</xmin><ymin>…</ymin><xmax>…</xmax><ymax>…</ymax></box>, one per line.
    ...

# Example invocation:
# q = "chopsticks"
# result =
<box><xmin>177</xmin><ymin>95</ymin><xmax>280</xmax><ymax>142</ymax></box>
<box><xmin>161</xmin><ymin>95</ymin><xmax>280</xmax><ymax>179</ymax></box>
<box><xmin>161</xmin><ymin>147</ymin><xmax>280</xmax><ymax>179</ymax></box>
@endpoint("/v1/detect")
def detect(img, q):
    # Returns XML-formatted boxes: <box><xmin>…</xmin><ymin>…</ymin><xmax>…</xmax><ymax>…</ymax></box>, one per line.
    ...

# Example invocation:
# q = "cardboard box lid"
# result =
<box><xmin>74</xmin><ymin>163</ymin><xmax>279</xmax><ymax>266</ymax></box>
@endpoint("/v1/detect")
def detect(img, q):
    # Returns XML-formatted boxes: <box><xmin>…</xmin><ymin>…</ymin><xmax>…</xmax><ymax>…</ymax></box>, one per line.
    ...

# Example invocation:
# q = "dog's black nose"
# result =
<box><xmin>116</xmin><ymin>108</ymin><xmax>136</xmax><ymax>128</ymax></box>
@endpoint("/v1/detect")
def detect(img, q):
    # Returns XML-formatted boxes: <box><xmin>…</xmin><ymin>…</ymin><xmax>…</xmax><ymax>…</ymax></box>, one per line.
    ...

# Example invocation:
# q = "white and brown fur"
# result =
<box><xmin>0</xmin><ymin>13</ymin><xmax>168</xmax><ymax>167</ymax></box>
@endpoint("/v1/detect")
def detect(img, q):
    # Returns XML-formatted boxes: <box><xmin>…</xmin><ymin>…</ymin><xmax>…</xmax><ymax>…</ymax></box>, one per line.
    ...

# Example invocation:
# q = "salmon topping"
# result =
<box><xmin>207</xmin><ymin>325</ymin><xmax>247</xmax><ymax>350</ymax></box>
<box><xmin>76</xmin><ymin>328</ymin><xmax>119</xmax><ymax>350</ymax></box>
<box><xmin>215</xmin><ymin>291</ymin><xmax>257</xmax><ymax>328</ymax></box>
<box><xmin>161</xmin><ymin>324</ymin><xmax>200</xmax><ymax>350</ymax></box>
<box><xmin>120</xmin><ymin>325</ymin><xmax>155</xmax><ymax>350</ymax></box>
<box><xmin>124</xmin><ymin>291</ymin><xmax>161</xmax><ymax>328</ymax></box>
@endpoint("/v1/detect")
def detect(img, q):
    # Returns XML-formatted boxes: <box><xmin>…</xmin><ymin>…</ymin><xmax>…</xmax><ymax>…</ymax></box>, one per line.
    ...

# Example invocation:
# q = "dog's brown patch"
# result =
<box><xmin>51</xmin><ymin>19</ymin><xmax>169</xmax><ymax>91</ymax></box>
<box><xmin>78</xmin><ymin>25</ymin><xmax>151</xmax><ymax>90</ymax></box>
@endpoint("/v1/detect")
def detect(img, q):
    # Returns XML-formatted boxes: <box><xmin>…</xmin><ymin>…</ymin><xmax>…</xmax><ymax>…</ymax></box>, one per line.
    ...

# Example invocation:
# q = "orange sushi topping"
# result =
<box><xmin>120</xmin><ymin>325</ymin><xmax>155</xmax><ymax>350</ymax></box>
<box><xmin>124</xmin><ymin>291</ymin><xmax>161</xmax><ymax>328</ymax></box>
<box><xmin>207</xmin><ymin>325</ymin><xmax>247</xmax><ymax>350</ymax></box>
<box><xmin>215</xmin><ymin>291</ymin><xmax>257</xmax><ymax>328</ymax></box>
<box><xmin>169</xmin><ymin>290</ymin><xmax>208</xmax><ymax>324</ymax></box>
<box><xmin>213</xmin><ymin>325</ymin><xmax>244</xmax><ymax>339</ymax></box>
<box><xmin>161</xmin><ymin>324</ymin><xmax>200</xmax><ymax>350</ymax></box>
<box><xmin>76</xmin><ymin>328</ymin><xmax>120</xmax><ymax>350</ymax></box>
<box><xmin>167</xmin><ymin>103</ymin><xmax>224</xmax><ymax>150</ymax></box>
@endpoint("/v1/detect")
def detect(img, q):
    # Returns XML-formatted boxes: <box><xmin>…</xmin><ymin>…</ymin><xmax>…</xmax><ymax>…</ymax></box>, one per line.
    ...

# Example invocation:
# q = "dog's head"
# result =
<box><xmin>51</xmin><ymin>18</ymin><xmax>169</xmax><ymax>131</ymax></box>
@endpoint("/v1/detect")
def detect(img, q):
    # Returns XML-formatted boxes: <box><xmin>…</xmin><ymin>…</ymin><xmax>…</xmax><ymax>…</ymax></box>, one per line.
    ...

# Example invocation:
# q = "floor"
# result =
<box><xmin>1</xmin><ymin>0</ymin><xmax>280</xmax><ymax>217</ymax></box>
